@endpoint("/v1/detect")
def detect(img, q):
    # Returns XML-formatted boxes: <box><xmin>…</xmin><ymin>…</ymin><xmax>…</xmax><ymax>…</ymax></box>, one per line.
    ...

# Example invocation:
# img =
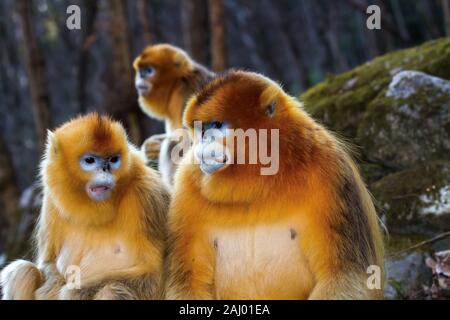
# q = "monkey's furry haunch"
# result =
<box><xmin>167</xmin><ymin>71</ymin><xmax>384</xmax><ymax>299</ymax></box>
<box><xmin>133</xmin><ymin>44</ymin><xmax>214</xmax><ymax>189</ymax></box>
<box><xmin>1</xmin><ymin>114</ymin><xmax>169</xmax><ymax>300</ymax></box>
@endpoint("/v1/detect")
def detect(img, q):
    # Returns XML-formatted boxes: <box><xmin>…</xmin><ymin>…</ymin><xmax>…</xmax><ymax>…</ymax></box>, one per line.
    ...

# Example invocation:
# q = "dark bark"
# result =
<box><xmin>181</xmin><ymin>0</ymin><xmax>209</xmax><ymax>65</ymax></box>
<box><xmin>390</xmin><ymin>0</ymin><xmax>411</xmax><ymax>42</ymax></box>
<box><xmin>107</xmin><ymin>0</ymin><xmax>142</xmax><ymax>144</ymax></box>
<box><xmin>0</xmin><ymin>137</ymin><xmax>20</xmax><ymax>255</ymax></box>
<box><xmin>17</xmin><ymin>0</ymin><xmax>52</xmax><ymax>152</ymax></box>
<box><xmin>208</xmin><ymin>0</ymin><xmax>227</xmax><ymax>71</ymax></box>
<box><xmin>344</xmin><ymin>0</ymin><xmax>408</xmax><ymax>42</ymax></box>
<box><xmin>326</xmin><ymin>1</ymin><xmax>349</xmax><ymax>72</ymax></box>
<box><xmin>137</xmin><ymin>0</ymin><xmax>154</xmax><ymax>45</ymax></box>
<box><xmin>78</xmin><ymin>0</ymin><xmax>98</xmax><ymax>113</ymax></box>
<box><xmin>442</xmin><ymin>0</ymin><xmax>450</xmax><ymax>37</ymax></box>
<box><xmin>419</xmin><ymin>0</ymin><xmax>441</xmax><ymax>38</ymax></box>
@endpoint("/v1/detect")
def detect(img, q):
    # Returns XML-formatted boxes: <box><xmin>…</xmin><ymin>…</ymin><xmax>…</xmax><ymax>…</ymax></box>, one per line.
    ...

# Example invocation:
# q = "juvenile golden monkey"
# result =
<box><xmin>1</xmin><ymin>114</ymin><xmax>169</xmax><ymax>300</ymax></box>
<box><xmin>167</xmin><ymin>71</ymin><xmax>384</xmax><ymax>300</ymax></box>
<box><xmin>133</xmin><ymin>44</ymin><xmax>214</xmax><ymax>189</ymax></box>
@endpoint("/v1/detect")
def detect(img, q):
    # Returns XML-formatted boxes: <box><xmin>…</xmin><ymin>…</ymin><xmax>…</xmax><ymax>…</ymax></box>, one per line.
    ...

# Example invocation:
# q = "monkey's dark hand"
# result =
<box><xmin>142</xmin><ymin>134</ymin><xmax>167</xmax><ymax>162</ymax></box>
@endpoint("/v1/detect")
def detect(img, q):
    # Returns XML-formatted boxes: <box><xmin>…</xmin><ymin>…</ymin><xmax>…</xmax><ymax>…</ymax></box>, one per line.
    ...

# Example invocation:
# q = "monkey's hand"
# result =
<box><xmin>141</xmin><ymin>134</ymin><xmax>167</xmax><ymax>162</ymax></box>
<box><xmin>0</xmin><ymin>260</ymin><xmax>43</xmax><ymax>300</ymax></box>
<box><xmin>166</xmin><ymin>232</ymin><xmax>215</xmax><ymax>300</ymax></box>
<box><xmin>63</xmin><ymin>270</ymin><xmax>163</xmax><ymax>300</ymax></box>
<box><xmin>34</xmin><ymin>263</ymin><xmax>66</xmax><ymax>300</ymax></box>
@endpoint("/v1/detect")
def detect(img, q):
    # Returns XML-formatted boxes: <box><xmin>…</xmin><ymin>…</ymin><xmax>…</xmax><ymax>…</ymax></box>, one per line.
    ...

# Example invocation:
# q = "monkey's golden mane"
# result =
<box><xmin>42</xmin><ymin>113</ymin><xmax>134</xmax><ymax>225</ymax></box>
<box><xmin>167</xmin><ymin>70</ymin><xmax>384</xmax><ymax>299</ymax></box>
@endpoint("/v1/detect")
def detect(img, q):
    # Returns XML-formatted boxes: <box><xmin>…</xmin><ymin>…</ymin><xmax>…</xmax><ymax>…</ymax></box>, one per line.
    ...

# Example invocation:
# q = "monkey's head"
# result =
<box><xmin>183</xmin><ymin>70</ymin><xmax>304</xmax><ymax>203</ymax></box>
<box><xmin>43</xmin><ymin>114</ymin><xmax>131</xmax><ymax>209</ymax></box>
<box><xmin>133</xmin><ymin>44</ymin><xmax>194</xmax><ymax>120</ymax></box>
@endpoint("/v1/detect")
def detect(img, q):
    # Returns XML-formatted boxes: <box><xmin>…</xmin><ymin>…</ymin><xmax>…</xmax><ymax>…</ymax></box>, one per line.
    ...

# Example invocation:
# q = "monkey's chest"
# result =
<box><xmin>210</xmin><ymin>225</ymin><xmax>314</xmax><ymax>299</ymax></box>
<box><xmin>56</xmin><ymin>236</ymin><xmax>135</xmax><ymax>284</ymax></box>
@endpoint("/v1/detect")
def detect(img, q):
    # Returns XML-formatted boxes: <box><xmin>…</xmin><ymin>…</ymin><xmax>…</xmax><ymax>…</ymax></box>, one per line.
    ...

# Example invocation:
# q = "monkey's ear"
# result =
<box><xmin>45</xmin><ymin>130</ymin><xmax>58</xmax><ymax>156</ymax></box>
<box><xmin>173</xmin><ymin>52</ymin><xmax>184</xmax><ymax>68</ymax></box>
<box><xmin>132</xmin><ymin>56</ymin><xmax>140</xmax><ymax>71</ymax></box>
<box><xmin>265</xmin><ymin>101</ymin><xmax>277</xmax><ymax>117</ymax></box>
<box><xmin>174</xmin><ymin>51</ymin><xmax>194</xmax><ymax>72</ymax></box>
<box><xmin>260</xmin><ymin>85</ymin><xmax>281</xmax><ymax>118</ymax></box>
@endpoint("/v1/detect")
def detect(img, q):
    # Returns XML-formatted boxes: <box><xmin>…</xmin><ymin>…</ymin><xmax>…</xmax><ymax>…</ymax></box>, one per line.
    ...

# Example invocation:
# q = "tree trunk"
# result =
<box><xmin>107</xmin><ymin>0</ymin><xmax>142</xmax><ymax>144</ymax></box>
<box><xmin>390</xmin><ymin>0</ymin><xmax>411</xmax><ymax>42</ymax></box>
<box><xmin>442</xmin><ymin>0</ymin><xmax>450</xmax><ymax>37</ymax></box>
<box><xmin>326</xmin><ymin>1</ymin><xmax>349</xmax><ymax>73</ymax></box>
<box><xmin>0</xmin><ymin>137</ymin><xmax>21</xmax><ymax>255</ymax></box>
<box><xmin>17</xmin><ymin>0</ymin><xmax>52</xmax><ymax>153</ymax></box>
<box><xmin>78</xmin><ymin>0</ymin><xmax>98</xmax><ymax>113</ymax></box>
<box><xmin>137</xmin><ymin>0</ymin><xmax>154</xmax><ymax>45</ymax></box>
<box><xmin>181</xmin><ymin>0</ymin><xmax>209</xmax><ymax>65</ymax></box>
<box><xmin>208</xmin><ymin>0</ymin><xmax>227</xmax><ymax>71</ymax></box>
<box><xmin>344</xmin><ymin>0</ymin><xmax>406</xmax><ymax>42</ymax></box>
<box><xmin>419</xmin><ymin>0</ymin><xmax>440</xmax><ymax>38</ymax></box>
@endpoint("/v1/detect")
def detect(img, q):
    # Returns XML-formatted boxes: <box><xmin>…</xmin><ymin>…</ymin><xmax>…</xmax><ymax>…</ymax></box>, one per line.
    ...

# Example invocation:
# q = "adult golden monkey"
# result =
<box><xmin>133</xmin><ymin>44</ymin><xmax>214</xmax><ymax>190</ymax></box>
<box><xmin>166</xmin><ymin>70</ymin><xmax>384</xmax><ymax>300</ymax></box>
<box><xmin>1</xmin><ymin>114</ymin><xmax>169</xmax><ymax>300</ymax></box>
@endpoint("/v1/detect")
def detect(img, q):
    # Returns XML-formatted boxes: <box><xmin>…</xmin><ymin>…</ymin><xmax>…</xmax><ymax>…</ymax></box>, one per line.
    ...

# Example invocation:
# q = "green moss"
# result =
<box><xmin>357</xmin><ymin>73</ymin><xmax>450</xmax><ymax>169</ymax></box>
<box><xmin>384</xmin><ymin>234</ymin><xmax>429</xmax><ymax>253</ymax></box>
<box><xmin>300</xmin><ymin>38</ymin><xmax>450</xmax><ymax>138</ymax></box>
<box><xmin>371</xmin><ymin>161</ymin><xmax>450</xmax><ymax>235</ymax></box>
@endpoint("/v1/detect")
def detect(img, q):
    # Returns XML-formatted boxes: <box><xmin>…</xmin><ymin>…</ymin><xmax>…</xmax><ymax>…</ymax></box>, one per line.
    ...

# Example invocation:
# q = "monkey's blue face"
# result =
<box><xmin>79</xmin><ymin>154</ymin><xmax>121</xmax><ymax>202</ymax></box>
<box><xmin>193</xmin><ymin>121</ymin><xmax>231</xmax><ymax>175</ymax></box>
<box><xmin>135</xmin><ymin>65</ymin><xmax>155</xmax><ymax>96</ymax></box>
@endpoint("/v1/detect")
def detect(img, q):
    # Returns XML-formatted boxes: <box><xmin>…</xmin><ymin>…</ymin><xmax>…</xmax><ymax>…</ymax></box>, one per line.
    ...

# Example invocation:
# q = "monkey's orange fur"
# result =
<box><xmin>167</xmin><ymin>71</ymin><xmax>384</xmax><ymax>299</ymax></box>
<box><xmin>1</xmin><ymin>114</ymin><xmax>169</xmax><ymax>300</ymax></box>
<box><xmin>133</xmin><ymin>44</ymin><xmax>214</xmax><ymax>132</ymax></box>
<box><xmin>133</xmin><ymin>44</ymin><xmax>214</xmax><ymax>189</ymax></box>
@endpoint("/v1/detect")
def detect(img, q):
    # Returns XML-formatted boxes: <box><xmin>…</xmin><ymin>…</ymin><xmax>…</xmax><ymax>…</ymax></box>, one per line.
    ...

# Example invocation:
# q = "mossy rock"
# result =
<box><xmin>357</xmin><ymin>71</ymin><xmax>450</xmax><ymax>169</ymax></box>
<box><xmin>371</xmin><ymin>161</ymin><xmax>450</xmax><ymax>235</ymax></box>
<box><xmin>300</xmin><ymin>38</ymin><xmax>450</xmax><ymax>138</ymax></box>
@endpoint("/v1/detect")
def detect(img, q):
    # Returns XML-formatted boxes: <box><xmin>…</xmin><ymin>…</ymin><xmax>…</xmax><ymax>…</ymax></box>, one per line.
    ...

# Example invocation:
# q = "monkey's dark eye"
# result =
<box><xmin>85</xmin><ymin>157</ymin><xmax>95</xmax><ymax>164</ymax></box>
<box><xmin>110</xmin><ymin>156</ymin><xmax>119</xmax><ymax>163</ymax></box>
<box><xmin>202</xmin><ymin>121</ymin><xmax>229</xmax><ymax>141</ymax></box>
<box><xmin>139</xmin><ymin>66</ymin><xmax>155</xmax><ymax>78</ymax></box>
<box><xmin>212</xmin><ymin>121</ymin><xmax>223</xmax><ymax>129</ymax></box>
<box><xmin>80</xmin><ymin>154</ymin><xmax>99</xmax><ymax>171</ymax></box>
<box><xmin>109</xmin><ymin>155</ymin><xmax>121</xmax><ymax>170</ymax></box>
<box><xmin>204</xmin><ymin>121</ymin><xmax>225</xmax><ymax>131</ymax></box>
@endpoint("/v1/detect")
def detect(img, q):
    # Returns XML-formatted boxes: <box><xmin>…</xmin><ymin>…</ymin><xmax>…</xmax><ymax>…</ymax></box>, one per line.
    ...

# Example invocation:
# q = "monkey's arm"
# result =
<box><xmin>166</xmin><ymin>228</ymin><xmax>215</xmax><ymax>299</ymax></box>
<box><xmin>34</xmin><ymin>203</ymin><xmax>66</xmax><ymax>300</ymax></box>
<box><xmin>141</xmin><ymin>133</ymin><xmax>167</xmax><ymax>162</ymax></box>
<box><xmin>304</xmin><ymin>170</ymin><xmax>384</xmax><ymax>300</ymax></box>
<box><xmin>0</xmin><ymin>260</ymin><xmax>43</xmax><ymax>300</ymax></box>
<box><xmin>34</xmin><ymin>263</ymin><xmax>65</xmax><ymax>300</ymax></box>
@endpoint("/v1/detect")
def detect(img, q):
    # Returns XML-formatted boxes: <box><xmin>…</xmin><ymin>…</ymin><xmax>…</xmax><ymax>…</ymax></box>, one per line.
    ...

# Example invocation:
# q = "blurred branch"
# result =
<box><xmin>181</xmin><ymin>0</ymin><xmax>209</xmax><ymax>65</ymax></box>
<box><xmin>208</xmin><ymin>0</ymin><xmax>227</xmax><ymax>72</ymax></box>
<box><xmin>137</xmin><ymin>0</ymin><xmax>154</xmax><ymax>44</ymax></box>
<box><xmin>390</xmin><ymin>231</ymin><xmax>450</xmax><ymax>257</ymax></box>
<box><xmin>107</xmin><ymin>0</ymin><xmax>141</xmax><ymax>144</ymax></box>
<box><xmin>442</xmin><ymin>0</ymin><xmax>450</xmax><ymax>37</ymax></box>
<box><xmin>0</xmin><ymin>137</ymin><xmax>20</xmax><ymax>245</ymax></box>
<box><xmin>344</xmin><ymin>0</ymin><xmax>408</xmax><ymax>42</ymax></box>
<box><xmin>78</xmin><ymin>0</ymin><xmax>98</xmax><ymax>113</ymax></box>
<box><xmin>390</xmin><ymin>0</ymin><xmax>411</xmax><ymax>42</ymax></box>
<box><xmin>17</xmin><ymin>0</ymin><xmax>52</xmax><ymax>152</ymax></box>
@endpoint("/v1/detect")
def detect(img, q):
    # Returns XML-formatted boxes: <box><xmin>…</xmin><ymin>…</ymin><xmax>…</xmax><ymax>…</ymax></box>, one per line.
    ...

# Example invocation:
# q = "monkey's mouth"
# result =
<box><xmin>86</xmin><ymin>183</ymin><xmax>114</xmax><ymax>202</ymax></box>
<box><xmin>90</xmin><ymin>185</ymin><xmax>110</xmax><ymax>193</ymax></box>
<box><xmin>200</xmin><ymin>155</ymin><xmax>228</xmax><ymax>175</ymax></box>
<box><xmin>135</xmin><ymin>80</ymin><xmax>152</xmax><ymax>95</ymax></box>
